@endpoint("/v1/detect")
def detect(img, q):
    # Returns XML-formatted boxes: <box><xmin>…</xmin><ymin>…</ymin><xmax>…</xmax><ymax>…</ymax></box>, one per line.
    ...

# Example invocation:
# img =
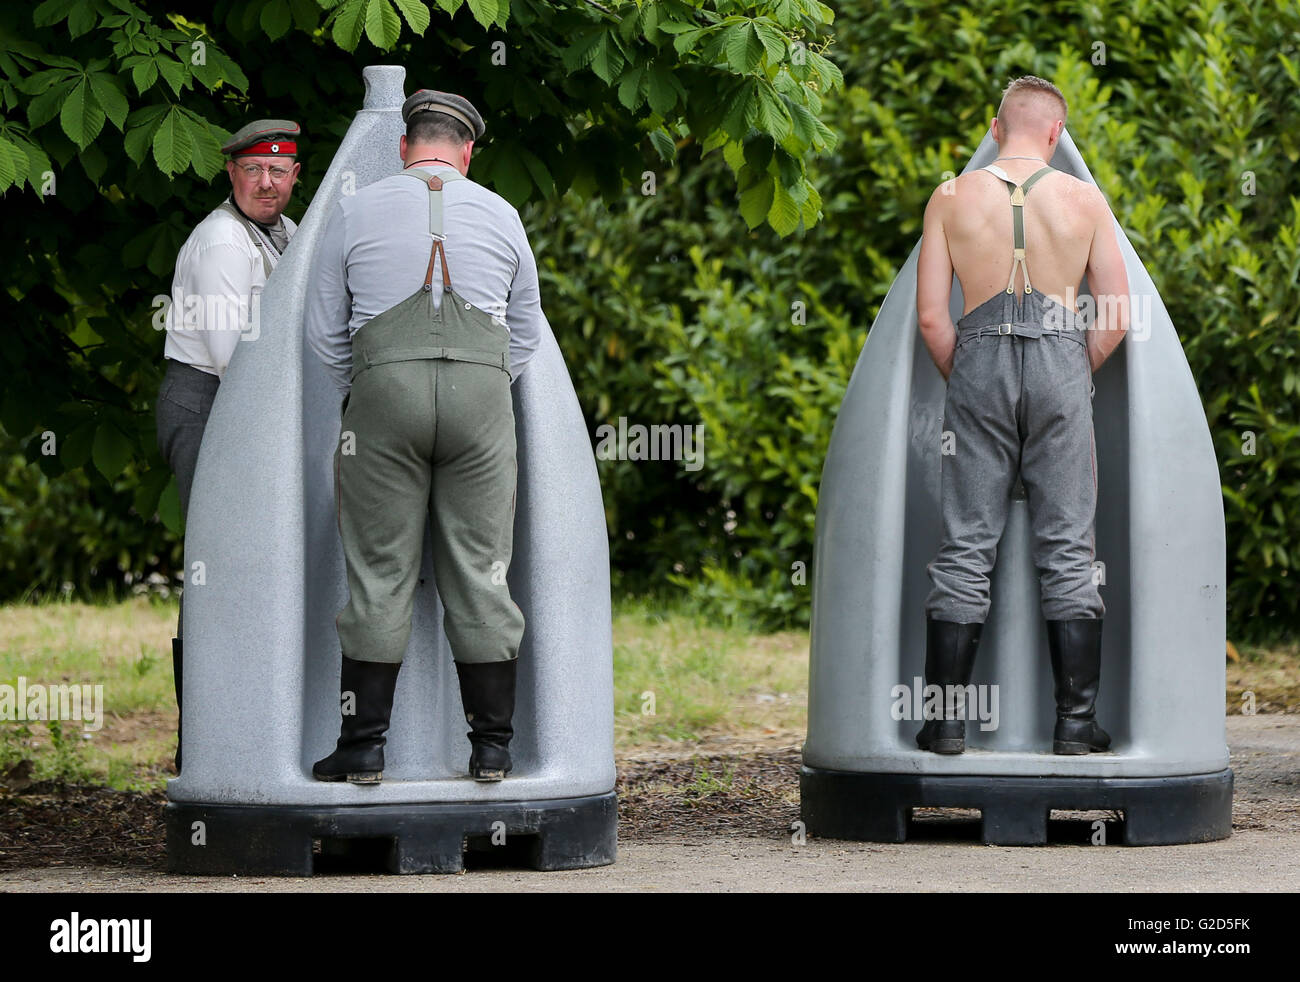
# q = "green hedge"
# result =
<box><xmin>0</xmin><ymin>447</ymin><xmax>180</xmax><ymax>601</ymax></box>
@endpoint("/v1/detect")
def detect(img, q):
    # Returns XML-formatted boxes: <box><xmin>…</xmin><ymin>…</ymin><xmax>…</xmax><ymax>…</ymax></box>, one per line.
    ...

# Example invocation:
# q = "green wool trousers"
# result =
<box><xmin>333</xmin><ymin>357</ymin><xmax>525</xmax><ymax>665</ymax></box>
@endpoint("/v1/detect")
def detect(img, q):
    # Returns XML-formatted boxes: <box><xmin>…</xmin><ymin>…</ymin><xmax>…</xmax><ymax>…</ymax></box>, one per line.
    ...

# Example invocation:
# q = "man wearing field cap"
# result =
<box><xmin>156</xmin><ymin>118</ymin><xmax>302</xmax><ymax>771</ymax></box>
<box><xmin>306</xmin><ymin>89</ymin><xmax>544</xmax><ymax>785</ymax></box>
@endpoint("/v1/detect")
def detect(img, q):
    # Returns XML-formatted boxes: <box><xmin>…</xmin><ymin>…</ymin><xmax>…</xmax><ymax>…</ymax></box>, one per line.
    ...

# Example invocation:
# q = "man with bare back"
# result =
<box><xmin>914</xmin><ymin>76</ymin><xmax>1130</xmax><ymax>756</ymax></box>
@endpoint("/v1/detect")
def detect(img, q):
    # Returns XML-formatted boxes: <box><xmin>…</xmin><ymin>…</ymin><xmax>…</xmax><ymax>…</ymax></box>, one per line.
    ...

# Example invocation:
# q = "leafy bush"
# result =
<box><xmin>0</xmin><ymin>440</ymin><xmax>180</xmax><ymax>601</ymax></box>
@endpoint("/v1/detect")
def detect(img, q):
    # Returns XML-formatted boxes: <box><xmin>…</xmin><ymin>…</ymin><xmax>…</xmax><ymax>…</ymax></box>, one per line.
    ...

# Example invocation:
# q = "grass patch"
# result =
<box><xmin>0</xmin><ymin>595</ymin><xmax>178</xmax><ymax>791</ymax></box>
<box><xmin>612</xmin><ymin>594</ymin><xmax>807</xmax><ymax>747</ymax></box>
<box><xmin>1228</xmin><ymin>637</ymin><xmax>1300</xmax><ymax>714</ymax></box>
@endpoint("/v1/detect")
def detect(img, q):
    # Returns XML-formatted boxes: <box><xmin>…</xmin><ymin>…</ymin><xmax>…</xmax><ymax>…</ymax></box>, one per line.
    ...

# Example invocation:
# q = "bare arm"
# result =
<box><xmin>1083</xmin><ymin>186</ymin><xmax>1130</xmax><ymax>372</ymax></box>
<box><xmin>916</xmin><ymin>186</ymin><xmax>957</xmax><ymax>380</ymax></box>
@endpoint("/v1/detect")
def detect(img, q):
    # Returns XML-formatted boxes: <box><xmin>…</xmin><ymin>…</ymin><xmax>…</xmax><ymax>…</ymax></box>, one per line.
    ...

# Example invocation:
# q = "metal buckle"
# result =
<box><xmin>997</xmin><ymin>323</ymin><xmax>1013</xmax><ymax>336</ymax></box>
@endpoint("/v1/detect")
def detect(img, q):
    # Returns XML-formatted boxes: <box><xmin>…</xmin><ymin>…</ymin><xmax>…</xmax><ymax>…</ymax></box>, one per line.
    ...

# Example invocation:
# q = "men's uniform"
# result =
<box><xmin>319</xmin><ymin>166</ymin><xmax>530</xmax><ymax>666</ymax></box>
<box><xmin>926</xmin><ymin>164</ymin><xmax>1103</xmax><ymax>624</ymax></box>
<box><xmin>306</xmin><ymin>90</ymin><xmax>545</xmax><ymax>782</ymax></box>
<box><xmin>155</xmin><ymin>119</ymin><xmax>300</xmax><ymax>771</ymax></box>
<box><xmin>917</xmin><ymin>163</ymin><xmax>1110</xmax><ymax>757</ymax></box>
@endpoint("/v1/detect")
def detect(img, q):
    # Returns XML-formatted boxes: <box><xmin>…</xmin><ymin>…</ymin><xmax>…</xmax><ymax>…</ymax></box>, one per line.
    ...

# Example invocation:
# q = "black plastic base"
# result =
<box><xmin>800</xmin><ymin>767</ymin><xmax>1233</xmax><ymax>846</ymax></box>
<box><xmin>166</xmin><ymin>791</ymin><xmax>618</xmax><ymax>875</ymax></box>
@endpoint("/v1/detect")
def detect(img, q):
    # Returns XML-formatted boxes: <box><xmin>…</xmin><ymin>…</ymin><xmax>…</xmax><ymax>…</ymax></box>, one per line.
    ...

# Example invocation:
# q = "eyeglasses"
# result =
<box><xmin>235</xmin><ymin>163</ymin><xmax>295</xmax><ymax>182</ymax></box>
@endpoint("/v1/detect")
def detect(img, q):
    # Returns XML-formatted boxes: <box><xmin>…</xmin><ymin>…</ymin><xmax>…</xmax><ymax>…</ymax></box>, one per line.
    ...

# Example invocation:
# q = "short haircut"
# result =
<box><xmin>406</xmin><ymin>111</ymin><xmax>472</xmax><ymax>147</ymax></box>
<box><xmin>997</xmin><ymin>76</ymin><xmax>1067</xmax><ymax>137</ymax></box>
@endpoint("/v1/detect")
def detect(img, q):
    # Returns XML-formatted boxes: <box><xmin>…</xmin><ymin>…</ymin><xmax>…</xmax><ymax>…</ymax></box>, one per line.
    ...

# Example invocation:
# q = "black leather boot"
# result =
<box><xmin>915</xmin><ymin>619</ymin><xmax>982</xmax><ymax>754</ymax></box>
<box><xmin>454</xmin><ymin>659</ymin><xmax>517</xmax><ymax>782</ymax></box>
<box><xmin>172</xmin><ymin>637</ymin><xmax>183</xmax><ymax>774</ymax></box>
<box><xmin>312</xmin><ymin>656</ymin><xmax>402</xmax><ymax>784</ymax></box>
<box><xmin>1048</xmin><ymin>618</ymin><xmax>1111</xmax><ymax>754</ymax></box>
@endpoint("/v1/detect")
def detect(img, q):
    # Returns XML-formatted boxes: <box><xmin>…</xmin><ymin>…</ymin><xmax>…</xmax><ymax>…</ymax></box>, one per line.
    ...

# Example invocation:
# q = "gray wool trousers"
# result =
<box><xmin>925</xmin><ymin>292</ymin><xmax>1105</xmax><ymax>624</ymax></box>
<box><xmin>155</xmin><ymin>359</ymin><xmax>220</xmax><ymax>638</ymax></box>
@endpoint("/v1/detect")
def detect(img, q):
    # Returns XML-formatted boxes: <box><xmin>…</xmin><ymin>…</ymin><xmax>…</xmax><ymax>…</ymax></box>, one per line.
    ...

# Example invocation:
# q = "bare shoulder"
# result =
<box><xmin>1051</xmin><ymin>172</ymin><xmax>1108</xmax><ymax>213</ymax></box>
<box><xmin>926</xmin><ymin>170</ymin><xmax>994</xmax><ymax>214</ymax></box>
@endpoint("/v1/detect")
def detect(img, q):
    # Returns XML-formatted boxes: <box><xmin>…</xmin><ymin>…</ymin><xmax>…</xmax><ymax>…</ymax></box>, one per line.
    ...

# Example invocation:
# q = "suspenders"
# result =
<box><xmin>954</xmin><ymin>163</ymin><xmax>1085</xmax><ymax>348</ymax></box>
<box><xmin>404</xmin><ymin>166</ymin><xmax>466</xmax><ymax>294</ymax></box>
<box><xmin>347</xmin><ymin>166</ymin><xmax>510</xmax><ymax>381</ymax></box>
<box><xmin>217</xmin><ymin>200</ymin><xmax>279</xmax><ymax>277</ymax></box>
<box><xmin>982</xmin><ymin>163</ymin><xmax>1054</xmax><ymax>297</ymax></box>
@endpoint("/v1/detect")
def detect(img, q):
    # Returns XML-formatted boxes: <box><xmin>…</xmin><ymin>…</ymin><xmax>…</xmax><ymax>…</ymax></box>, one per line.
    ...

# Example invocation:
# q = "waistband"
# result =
<box><xmin>351</xmin><ymin>346</ymin><xmax>510</xmax><ymax>380</ymax></box>
<box><xmin>956</xmin><ymin>321</ymin><xmax>1088</xmax><ymax>347</ymax></box>
<box><xmin>955</xmin><ymin>290</ymin><xmax>1087</xmax><ymax>346</ymax></box>
<box><xmin>163</xmin><ymin>358</ymin><xmax>222</xmax><ymax>387</ymax></box>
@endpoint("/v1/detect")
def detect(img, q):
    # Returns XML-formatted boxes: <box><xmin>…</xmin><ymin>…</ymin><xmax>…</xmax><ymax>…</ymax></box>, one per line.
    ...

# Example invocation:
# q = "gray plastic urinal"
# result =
<box><xmin>165</xmin><ymin>66</ymin><xmax>616</xmax><ymax>874</ymax></box>
<box><xmin>800</xmin><ymin>130</ymin><xmax>1232</xmax><ymax>845</ymax></box>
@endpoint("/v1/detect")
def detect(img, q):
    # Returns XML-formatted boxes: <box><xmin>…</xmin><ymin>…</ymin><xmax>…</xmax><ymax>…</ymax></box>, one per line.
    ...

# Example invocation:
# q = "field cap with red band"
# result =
<box><xmin>222</xmin><ymin>119</ymin><xmax>301</xmax><ymax>157</ymax></box>
<box><xmin>401</xmin><ymin>90</ymin><xmax>485</xmax><ymax>141</ymax></box>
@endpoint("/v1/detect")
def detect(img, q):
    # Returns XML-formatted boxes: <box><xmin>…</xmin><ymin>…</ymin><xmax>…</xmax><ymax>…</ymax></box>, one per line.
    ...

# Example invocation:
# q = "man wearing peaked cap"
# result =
<box><xmin>307</xmin><ymin>87</ymin><xmax>547</xmax><ymax>785</ymax></box>
<box><xmin>155</xmin><ymin>117</ymin><xmax>303</xmax><ymax>773</ymax></box>
<box><xmin>401</xmin><ymin>89</ymin><xmax>486</xmax><ymax>140</ymax></box>
<box><xmin>218</xmin><ymin>119</ymin><xmax>303</xmax><ymax>235</ymax></box>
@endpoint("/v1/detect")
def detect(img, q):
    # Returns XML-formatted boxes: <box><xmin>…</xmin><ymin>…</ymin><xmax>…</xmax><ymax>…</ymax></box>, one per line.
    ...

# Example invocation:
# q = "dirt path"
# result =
<box><xmin>2</xmin><ymin>715</ymin><xmax>1296</xmax><ymax>892</ymax></box>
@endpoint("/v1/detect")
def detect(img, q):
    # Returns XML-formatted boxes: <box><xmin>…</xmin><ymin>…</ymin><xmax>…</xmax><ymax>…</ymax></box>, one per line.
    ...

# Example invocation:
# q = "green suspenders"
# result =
<box><xmin>983</xmin><ymin>163</ymin><xmax>1054</xmax><ymax>296</ymax></box>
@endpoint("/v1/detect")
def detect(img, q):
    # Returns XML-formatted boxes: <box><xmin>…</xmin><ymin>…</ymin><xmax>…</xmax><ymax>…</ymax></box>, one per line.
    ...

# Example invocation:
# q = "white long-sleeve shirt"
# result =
<box><xmin>163</xmin><ymin>199</ymin><xmax>298</xmax><ymax>378</ymax></box>
<box><xmin>304</xmin><ymin>163</ymin><xmax>545</xmax><ymax>395</ymax></box>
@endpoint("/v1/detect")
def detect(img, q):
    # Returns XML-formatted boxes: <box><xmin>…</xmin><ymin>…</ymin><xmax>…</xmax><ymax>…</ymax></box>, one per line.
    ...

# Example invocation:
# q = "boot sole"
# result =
<box><xmin>312</xmin><ymin>770</ymin><xmax>384</xmax><ymax>784</ymax></box>
<box><xmin>918</xmin><ymin>739</ymin><xmax>965</xmax><ymax>754</ymax></box>
<box><xmin>1053</xmin><ymin>741</ymin><xmax>1109</xmax><ymax>755</ymax></box>
<box><xmin>472</xmin><ymin>770</ymin><xmax>509</xmax><ymax>782</ymax></box>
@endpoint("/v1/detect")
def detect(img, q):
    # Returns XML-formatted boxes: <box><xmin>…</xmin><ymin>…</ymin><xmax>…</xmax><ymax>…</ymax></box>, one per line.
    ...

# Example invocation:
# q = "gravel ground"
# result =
<box><xmin>1</xmin><ymin>714</ymin><xmax>1296</xmax><ymax>892</ymax></box>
